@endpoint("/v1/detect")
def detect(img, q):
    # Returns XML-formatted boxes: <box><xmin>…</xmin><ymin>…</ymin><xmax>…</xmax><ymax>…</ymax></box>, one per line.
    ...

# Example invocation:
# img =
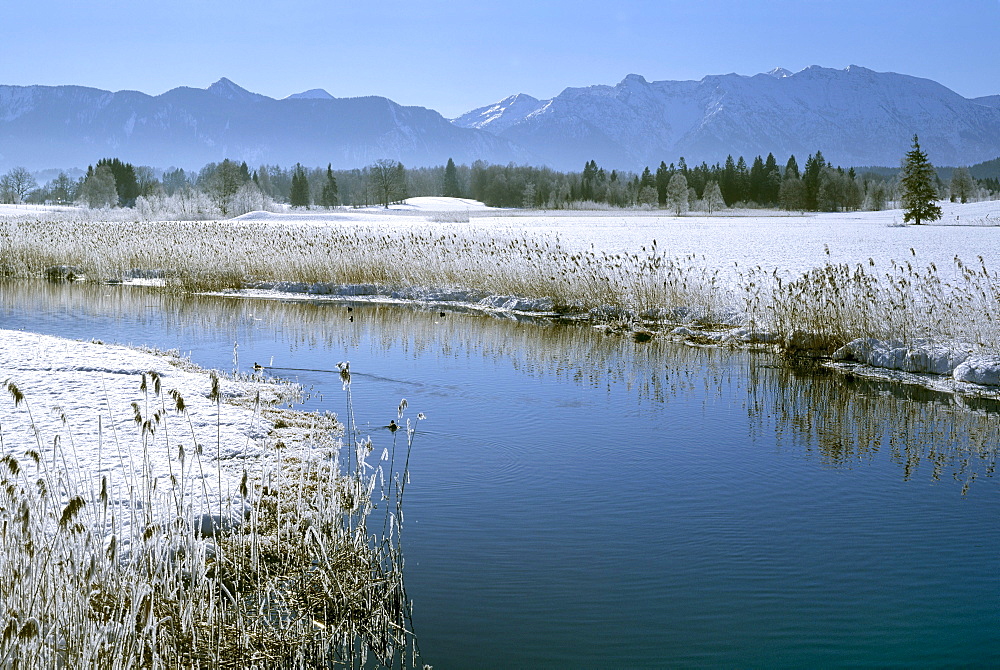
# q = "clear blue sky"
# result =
<box><xmin>4</xmin><ymin>0</ymin><xmax>998</xmax><ymax>118</ymax></box>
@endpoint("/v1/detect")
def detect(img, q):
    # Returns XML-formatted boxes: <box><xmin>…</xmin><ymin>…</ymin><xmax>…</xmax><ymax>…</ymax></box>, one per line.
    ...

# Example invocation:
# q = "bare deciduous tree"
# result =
<box><xmin>0</xmin><ymin>167</ymin><xmax>37</xmax><ymax>204</ymax></box>
<box><xmin>368</xmin><ymin>159</ymin><xmax>406</xmax><ymax>208</ymax></box>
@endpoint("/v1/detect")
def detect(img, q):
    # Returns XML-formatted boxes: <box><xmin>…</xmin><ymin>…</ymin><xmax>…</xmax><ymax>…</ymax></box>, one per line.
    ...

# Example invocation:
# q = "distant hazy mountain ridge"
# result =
<box><xmin>0</xmin><ymin>78</ymin><xmax>531</xmax><ymax>171</ymax></box>
<box><xmin>0</xmin><ymin>67</ymin><xmax>997</xmax><ymax>173</ymax></box>
<box><xmin>453</xmin><ymin>65</ymin><xmax>1000</xmax><ymax>170</ymax></box>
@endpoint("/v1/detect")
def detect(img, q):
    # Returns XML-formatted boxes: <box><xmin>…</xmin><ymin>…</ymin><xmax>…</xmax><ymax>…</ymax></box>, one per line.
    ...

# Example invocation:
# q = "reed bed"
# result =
<box><xmin>754</xmin><ymin>251</ymin><xmax>1000</xmax><ymax>353</ymax></box>
<box><xmin>2</xmin><ymin>217</ymin><xmax>1000</xmax><ymax>354</ymax></box>
<box><xmin>0</xmin><ymin>366</ymin><xmax>422</xmax><ymax>668</ymax></box>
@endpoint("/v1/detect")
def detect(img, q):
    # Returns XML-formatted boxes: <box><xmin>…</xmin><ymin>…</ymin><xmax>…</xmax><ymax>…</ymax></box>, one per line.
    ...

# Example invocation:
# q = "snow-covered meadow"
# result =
<box><xmin>225</xmin><ymin>197</ymin><xmax>1000</xmax><ymax>283</ymax></box>
<box><xmin>0</xmin><ymin>330</ymin><xmax>312</xmax><ymax>538</ymax></box>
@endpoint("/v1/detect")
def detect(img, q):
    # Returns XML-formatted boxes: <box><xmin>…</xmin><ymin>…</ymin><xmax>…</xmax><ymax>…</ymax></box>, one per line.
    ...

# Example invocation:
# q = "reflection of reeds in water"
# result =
<box><xmin>4</xmin><ymin>280</ymin><xmax>996</xmax><ymax>493</ymax></box>
<box><xmin>748</xmin><ymin>360</ymin><xmax>999</xmax><ymax>493</ymax></box>
<box><xmin>0</xmin><ymin>366</ymin><xmax>421</xmax><ymax>667</ymax></box>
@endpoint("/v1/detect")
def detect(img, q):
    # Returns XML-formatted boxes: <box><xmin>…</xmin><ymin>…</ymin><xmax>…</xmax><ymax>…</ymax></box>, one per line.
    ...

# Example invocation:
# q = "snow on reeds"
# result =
<box><xmin>0</xmin><ymin>339</ymin><xmax>422</xmax><ymax>667</ymax></box>
<box><xmin>3</xmin><ymin>209</ymin><xmax>1000</xmax><ymax>358</ymax></box>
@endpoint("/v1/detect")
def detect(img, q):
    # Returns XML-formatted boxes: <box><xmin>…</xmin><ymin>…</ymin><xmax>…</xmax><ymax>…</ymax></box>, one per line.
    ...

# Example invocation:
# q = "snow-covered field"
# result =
<box><xmin>226</xmin><ymin>198</ymin><xmax>1000</xmax><ymax>282</ymax></box>
<box><xmin>0</xmin><ymin>330</ymin><xmax>324</xmax><ymax>542</ymax></box>
<box><xmin>495</xmin><ymin>200</ymin><xmax>1000</xmax><ymax>278</ymax></box>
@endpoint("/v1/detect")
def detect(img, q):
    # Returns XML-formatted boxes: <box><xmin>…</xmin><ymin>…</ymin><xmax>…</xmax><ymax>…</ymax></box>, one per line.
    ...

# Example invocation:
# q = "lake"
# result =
<box><xmin>1</xmin><ymin>279</ymin><xmax>998</xmax><ymax>668</ymax></box>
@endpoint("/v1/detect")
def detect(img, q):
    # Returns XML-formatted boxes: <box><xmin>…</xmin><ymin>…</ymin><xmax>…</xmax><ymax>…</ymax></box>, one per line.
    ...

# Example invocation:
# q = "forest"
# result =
<box><xmin>3</xmin><ymin>150</ymin><xmax>996</xmax><ymax>219</ymax></box>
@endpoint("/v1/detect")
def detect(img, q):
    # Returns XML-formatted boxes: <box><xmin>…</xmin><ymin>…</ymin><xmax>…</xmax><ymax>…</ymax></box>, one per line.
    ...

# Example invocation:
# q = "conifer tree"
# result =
<box><xmin>802</xmin><ymin>151</ymin><xmax>826</xmax><ymax>210</ymax></box>
<box><xmin>655</xmin><ymin>161</ymin><xmax>670</xmax><ymax>206</ymax></box>
<box><xmin>721</xmin><ymin>155</ymin><xmax>737</xmax><ymax>205</ymax></box>
<box><xmin>900</xmin><ymin>135</ymin><xmax>942</xmax><ymax>225</ymax></box>
<box><xmin>443</xmin><ymin>157</ymin><xmax>461</xmax><ymax>198</ymax></box>
<box><xmin>289</xmin><ymin>163</ymin><xmax>310</xmax><ymax>207</ymax></box>
<box><xmin>640</xmin><ymin>166</ymin><xmax>654</xmax><ymax>189</ymax></box>
<box><xmin>784</xmin><ymin>155</ymin><xmax>800</xmax><ymax>181</ymax></box>
<box><xmin>320</xmin><ymin>163</ymin><xmax>339</xmax><ymax>207</ymax></box>
<box><xmin>763</xmin><ymin>153</ymin><xmax>781</xmax><ymax>204</ymax></box>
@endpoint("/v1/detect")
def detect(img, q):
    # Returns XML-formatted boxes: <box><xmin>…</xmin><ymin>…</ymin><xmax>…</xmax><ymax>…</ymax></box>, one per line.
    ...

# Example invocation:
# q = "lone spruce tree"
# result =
<box><xmin>900</xmin><ymin>135</ymin><xmax>942</xmax><ymax>225</ymax></box>
<box><xmin>320</xmin><ymin>163</ymin><xmax>339</xmax><ymax>207</ymax></box>
<box><xmin>443</xmin><ymin>157</ymin><xmax>461</xmax><ymax>198</ymax></box>
<box><xmin>289</xmin><ymin>163</ymin><xmax>310</xmax><ymax>207</ymax></box>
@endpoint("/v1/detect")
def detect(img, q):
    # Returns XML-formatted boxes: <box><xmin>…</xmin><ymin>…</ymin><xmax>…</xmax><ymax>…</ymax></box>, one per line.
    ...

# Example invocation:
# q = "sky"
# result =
<box><xmin>3</xmin><ymin>0</ymin><xmax>998</xmax><ymax>118</ymax></box>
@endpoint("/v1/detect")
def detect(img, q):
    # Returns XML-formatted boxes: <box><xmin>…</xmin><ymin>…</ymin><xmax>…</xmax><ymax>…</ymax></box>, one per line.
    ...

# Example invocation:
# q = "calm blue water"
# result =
<box><xmin>2</xmin><ymin>281</ymin><xmax>998</xmax><ymax>668</ymax></box>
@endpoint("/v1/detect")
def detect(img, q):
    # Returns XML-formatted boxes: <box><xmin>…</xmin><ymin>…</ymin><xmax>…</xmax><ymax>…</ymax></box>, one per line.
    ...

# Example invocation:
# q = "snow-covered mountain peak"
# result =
<box><xmin>766</xmin><ymin>67</ymin><xmax>793</xmax><ymax>79</ymax></box>
<box><xmin>286</xmin><ymin>88</ymin><xmax>335</xmax><ymax>100</ymax></box>
<box><xmin>451</xmin><ymin>92</ymin><xmax>544</xmax><ymax>132</ymax></box>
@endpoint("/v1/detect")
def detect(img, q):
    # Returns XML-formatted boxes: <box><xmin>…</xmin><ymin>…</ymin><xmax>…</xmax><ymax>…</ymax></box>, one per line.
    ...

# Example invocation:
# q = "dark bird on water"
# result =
<box><xmin>253</xmin><ymin>362</ymin><xmax>263</xmax><ymax>371</ymax></box>
<box><xmin>387</xmin><ymin>420</ymin><xmax>399</xmax><ymax>433</ymax></box>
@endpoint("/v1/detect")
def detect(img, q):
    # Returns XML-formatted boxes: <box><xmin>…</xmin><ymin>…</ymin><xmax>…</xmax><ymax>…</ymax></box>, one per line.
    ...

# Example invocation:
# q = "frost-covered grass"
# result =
<box><xmin>2</xmin><ymin>199</ymin><xmax>1000</xmax><ymax>357</ymax></box>
<box><xmin>0</xmin><ymin>332</ymin><xmax>421</xmax><ymax>667</ymax></box>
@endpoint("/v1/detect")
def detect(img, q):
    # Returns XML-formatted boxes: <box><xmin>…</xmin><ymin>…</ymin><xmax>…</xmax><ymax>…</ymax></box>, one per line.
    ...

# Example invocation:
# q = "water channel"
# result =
<box><xmin>1</xmin><ymin>280</ymin><xmax>998</xmax><ymax>668</ymax></box>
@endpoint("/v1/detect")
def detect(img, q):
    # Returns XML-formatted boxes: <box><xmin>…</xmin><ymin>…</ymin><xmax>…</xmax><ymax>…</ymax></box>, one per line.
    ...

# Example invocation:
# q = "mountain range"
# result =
<box><xmin>0</xmin><ymin>66</ymin><xmax>997</xmax><ymax>174</ymax></box>
<box><xmin>0</xmin><ymin>78</ymin><xmax>531</xmax><ymax>173</ymax></box>
<box><xmin>454</xmin><ymin>66</ymin><xmax>1000</xmax><ymax>170</ymax></box>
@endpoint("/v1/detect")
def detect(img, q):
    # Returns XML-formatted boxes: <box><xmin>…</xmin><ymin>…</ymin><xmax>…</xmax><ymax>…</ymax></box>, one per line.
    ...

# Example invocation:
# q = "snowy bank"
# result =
<box><xmin>829</xmin><ymin>337</ymin><xmax>1000</xmax><ymax>388</ymax></box>
<box><xmin>0</xmin><ymin>329</ymin><xmax>416</xmax><ymax>667</ymax></box>
<box><xmin>0</xmin><ymin>329</ymin><xmax>329</xmax><ymax>540</ymax></box>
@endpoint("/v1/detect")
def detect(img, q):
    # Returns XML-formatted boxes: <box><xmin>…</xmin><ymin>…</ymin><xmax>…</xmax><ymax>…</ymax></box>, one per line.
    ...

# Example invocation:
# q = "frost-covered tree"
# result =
<box><xmin>78</xmin><ymin>164</ymin><xmax>118</xmax><ymax>208</ymax></box>
<box><xmin>666</xmin><ymin>173</ymin><xmax>689</xmax><ymax>215</ymax></box>
<box><xmin>46</xmin><ymin>172</ymin><xmax>76</xmax><ymax>204</ymax></box>
<box><xmin>202</xmin><ymin>159</ymin><xmax>248</xmax><ymax>215</ymax></box>
<box><xmin>900</xmin><ymin>135</ymin><xmax>942</xmax><ymax>225</ymax></box>
<box><xmin>134</xmin><ymin>166</ymin><xmax>160</xmax><ymax>198</ymax></box>
<box><xmin>779</xmin><ymin>176</ymin><xmax>805</xmax><ymax>212</ymax></box>
<box><xmin>949</xmin><ymin>167</ymin><xmax>975</xmax><ymax>204</ymax></box>
<box><xmin>231</xmin><ymin>181</ymin><xmax>267</xmax><ymax>216</ymax></box>
<box><xmin>0</xmin><ymin>167</ymin><xmax>37</xmax><ymax>204</ymax></box>
<box><xmin>522</xmin><ymin>182</ymin><xmax>536</xmax><ymax>208</ymax></box>
<box><xmin>703</xmin><ymin>181</ymin><xmax>724</xmax><ymax>214</ymax></box>
<box><xmin>96</xmin><ymin>158</ymin><xmax>140</xmax><ymax>207</ymax></box>
<box><xmin>865</xmin><ymin>180</ymin><xmax>888</xmax><ymax>211</ymax></box>
<box><xmin>637</xmin><ymin>185</ymin><xmax>658</xmax><ymax>207</ymax></box>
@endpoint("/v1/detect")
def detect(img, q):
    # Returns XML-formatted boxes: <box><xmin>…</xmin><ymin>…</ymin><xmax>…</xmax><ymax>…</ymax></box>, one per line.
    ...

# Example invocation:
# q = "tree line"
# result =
<box><xmin>2</xmin><ymin>149</ymin><xmax>996</xmax><ymax>215</ymax></box>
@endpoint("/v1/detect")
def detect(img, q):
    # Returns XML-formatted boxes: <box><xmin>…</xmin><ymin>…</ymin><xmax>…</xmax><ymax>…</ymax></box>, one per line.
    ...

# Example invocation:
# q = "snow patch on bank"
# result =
<box><xmin>832</xmin><ymin>337</ymin><xmax>1000</xmax><ymax>387</ymax></box>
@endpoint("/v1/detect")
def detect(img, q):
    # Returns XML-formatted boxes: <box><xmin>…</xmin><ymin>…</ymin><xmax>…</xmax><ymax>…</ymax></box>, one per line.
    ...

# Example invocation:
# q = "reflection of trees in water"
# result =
<box><xmin>749</xmin><ymin>359</ymin><xmax>999</xmax><ymax>492</ymax></box>
<box><xmin>5</xmin><ymin>280</ymin><xmax>997</xmax><ymax>491</ymax></box>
